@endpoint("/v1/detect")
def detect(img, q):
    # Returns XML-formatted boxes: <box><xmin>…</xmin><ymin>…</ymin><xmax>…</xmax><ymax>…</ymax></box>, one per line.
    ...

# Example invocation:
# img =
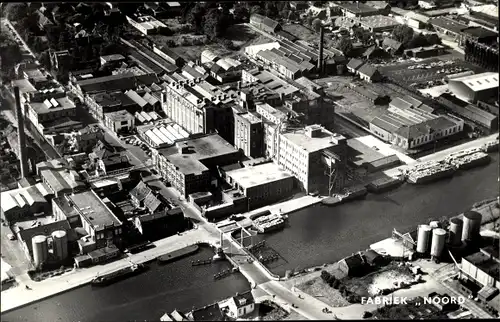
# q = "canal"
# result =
<box><xmin>2</xmin><ymin>246</ymin><xmax>251</xmax><ymax>322</ymax></box>
<box><xmin>254</xmin><ymin>152</ymin><xmax>499</xmax><ymax>276</ymax></box>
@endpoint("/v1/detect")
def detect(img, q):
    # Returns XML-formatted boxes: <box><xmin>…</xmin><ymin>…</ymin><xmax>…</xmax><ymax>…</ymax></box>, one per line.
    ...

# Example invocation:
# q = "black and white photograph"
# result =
<box><xmin>0</xmin><ymin>1</ymin><xmax>498</xmax><ymax>321</ymax></box>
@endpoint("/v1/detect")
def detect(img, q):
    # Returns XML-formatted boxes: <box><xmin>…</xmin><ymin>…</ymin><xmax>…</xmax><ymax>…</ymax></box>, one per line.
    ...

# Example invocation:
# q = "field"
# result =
<box><xmin>258</xmin><ymin>300</ymin><xmax>290</xmax><ymax>321</ymax></box>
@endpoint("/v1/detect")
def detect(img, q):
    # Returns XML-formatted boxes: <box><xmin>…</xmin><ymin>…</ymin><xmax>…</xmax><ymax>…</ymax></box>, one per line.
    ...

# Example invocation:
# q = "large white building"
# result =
<box><xmin>26</xmin><ymin>96</ymin><xmax>77</xmax><ymax>135</ymax></box>
<box><xmin>448</xmin><ymin>72</ymin><xmax>499</xmax><ymax>104</ymax></box>
<box><xmin>268</xmin><ymin>124</ymin><xmax>346</xmax><ymax>193</ymax></box>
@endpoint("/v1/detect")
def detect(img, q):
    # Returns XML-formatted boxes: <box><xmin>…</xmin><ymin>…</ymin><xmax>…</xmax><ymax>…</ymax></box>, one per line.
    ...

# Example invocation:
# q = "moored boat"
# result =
<box><xmin>91</xmin><ymin>263</ymin><xmax>146</xmax><ymax>286</ymax></box>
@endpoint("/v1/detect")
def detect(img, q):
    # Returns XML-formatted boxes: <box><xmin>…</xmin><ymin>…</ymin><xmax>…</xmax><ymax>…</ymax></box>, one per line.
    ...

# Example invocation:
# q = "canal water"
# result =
<box><xmin>2</xmin><ymin>246</ymin><xmax>251</xmax><ymax>322</ymax></box>
<box><xmin>254</xmin><ymin>152</ymin><xmax>499</xmax><ymax>276</ymax></box>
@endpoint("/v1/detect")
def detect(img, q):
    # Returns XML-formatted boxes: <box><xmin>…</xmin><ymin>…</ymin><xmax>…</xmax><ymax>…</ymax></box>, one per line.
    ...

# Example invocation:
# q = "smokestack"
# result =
<box><xmin>14</xmin><ymin>87</ymin><xmax>29</xmax><ymax>178</ymax></box>
<box><xmin>317</xmin><ymin>26</ymin><xmax>324</xmax><ymax>76</ymax></box>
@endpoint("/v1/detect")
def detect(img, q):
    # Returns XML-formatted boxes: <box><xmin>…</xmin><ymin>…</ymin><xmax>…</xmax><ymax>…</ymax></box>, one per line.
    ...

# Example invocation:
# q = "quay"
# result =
<box><xmin>0</xmin><ymin>228</ymin><xmax>218</xmax><ymax>313</ymax></box>
<box><xmin>157</xmin><ymin>245</ymin><xmax>200</xmax><ymax>264</ymax></box>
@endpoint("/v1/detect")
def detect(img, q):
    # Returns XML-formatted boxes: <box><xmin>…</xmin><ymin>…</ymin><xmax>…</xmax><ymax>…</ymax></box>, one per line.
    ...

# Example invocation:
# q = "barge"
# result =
<box><xmin>322</xmin><ymin>186</ymin><xmax>368</xmax><ymax>206</ymax></box>
<box><xmin>157</xmin><ymin>245</ymin><xmax>199</xmax><ymax>264</ymax></box>
<box><xmin>91</xmin><ymin>263</ymin><xmax>146</xmax><ymax>286</ymax></box>
<box><xmin>252</xmin><ymin>213</ymin><xmax>287</xmax><ymax>234</ymax></box>
<box><xmin>448</xmin><ymin>152</ymin><xmax>490</xmax><ymax>170</ymax></box>
<box><xmin>367</xmin><ymin>176</ymin><xmax>404</xmax><ymax>193</ymax></box>
<box><xmin>407</xmin><ymin>164</ymin><xmax>455</xmax><ymax>184</ymax></box>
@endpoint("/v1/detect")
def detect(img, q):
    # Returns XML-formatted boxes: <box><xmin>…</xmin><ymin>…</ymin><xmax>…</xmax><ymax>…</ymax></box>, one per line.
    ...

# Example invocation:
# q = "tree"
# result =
<box><xmin>265</xmin><ymin>3</ymin><xmax>279</xmax><ymax>19</ymax></box>
<box><xmin>250</xmin><ymin>5</ymin><xmax>264</xmax><ymax>16</ymax></box>
<box><xmin>321</xmin><ymin>270</ymin><xmax>331</xmax><ymax>282</ymax></box>
<box><xmin>203</xmin><ymin>8</ymin><xmax>223</xmax><ymax>39</ymax></box>
<box><xmin>335</xmin><ymin>37</ymin><xmax>353</xmax><ymax>56</ymax></box>
<box><xmin>312</xmin><ymin>18</ymin><xmax>323</xmax><ymax>32</ymax></box>
<box><xmin>4</xmin><ymin>3</ymin><xmax>29</xmax><ymax>21</ymax></box>
<box><xmin>392</xmin><ymin>24</ymin><xmax>414</xmax><ymax>45</ymax></box>
<box><xmin>288</xmin><ymin>11</ymin><xmax>299</xmax><ymax>21</ymax></box>
<box><xmin>332</xmin><ymin>279</ymin><xmax>341</xmax><ymax>289</ymax></box>
<box><xmin>407</xmin><ymin>33</ymin><xmax>428</xmax><ymax>49</ymax></box>
<box><xmin>425</xmin><ymin>33</ymin><xmax>441</xmax><ymax>45</ymax></box>
<box><xmin>306</xmin><ymin>15</ymin><xmax>315</xmax><ymax>27</ymax></box>
<box><xmin>0</xmin><ymin>35</ymin><xmax>22</xmax><ymax>75</ymax></box>
<box><xmin>187</xmin><ymin>3</ymin><xmax>207</xmax><ymax>33</ymax></box>
<box><xmin>38</xmin><ymin>50</ymin><xmax>51</xmax><ymax>70</ymax></box>
<box><xmin>233</xmin><ymin>3</ymin><xmax>249</xmax><ymax>22</ymax></box>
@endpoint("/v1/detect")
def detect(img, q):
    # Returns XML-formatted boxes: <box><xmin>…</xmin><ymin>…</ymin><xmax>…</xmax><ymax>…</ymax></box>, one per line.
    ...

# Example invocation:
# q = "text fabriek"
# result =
<box><xmin>361</xmin><ymin>296</ymin><xmax>467</xmax><ymax>305</ymax></box>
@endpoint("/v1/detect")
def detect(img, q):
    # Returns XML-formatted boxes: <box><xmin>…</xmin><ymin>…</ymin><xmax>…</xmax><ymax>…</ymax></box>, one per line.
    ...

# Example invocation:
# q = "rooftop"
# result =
<box><xmin>281</xmin><ymin>125</ymin><xmax>339</xmax><ymax>153</ymax></box>
<box><xmin>461</xmin><ymin>26</ymin><xmax>498</xmax><ymax>39</ymax></box>
<box><xmin>1</xmin><ymin>183</ymin><xmax>51</xmax><ymax>213</ymax></box>
<box><xmin>429</xmin><ymin>17</ymin><xmax>468</xmax><ymax>34</ymax></box>
<box><xmin>105</xmin><ymin>110</ymin><xmax>134</xmax><ymax>122</ymax></box>
<box><xmin>226</xmin><ymin>162</ymin><xmax>293</xmax><ymax>189</ymax></box>
<box><xmin>29</xmin><ymin>96</ymin><xmax>76</xmax><ymax>115</ymax></box>
<box><xmin>11</xmin><ymin>79</ymin><xmax>38</xmax><ymax>94</ymax></box>
<box><xmin>66</xmin><ymin>190</ymin><xmax>122</xmax><ymax>230</ymax></box>
<box><xmin>76</xmin><ymin>72</ymin><xmax>137</xmax><ymax>93</ymax></box>
<box><xmin>239</xmin><ymin>112</ymin><xmax>262</xmax><ymax>124</ymax></box>
<box><xmin>100</xmin><ymin>54</ymin><xmax>126</xmax><ymax>62</ymax></box>
<box><xmin>465</xmin><ymin>251</ymin><xmax>500</xmax><ymax>278</ymax></box>
<box><xmin>449</xmin><ymin>72</ymin><xmax>499</xmax><ymax>92</ymax></box>
<box><xmin>359</xmin><ymin>15</ymin><xmax>400</xmax><ymax>28</ymax></box>
<box><xmin>337</xmin><ymin>2</ymin><xmax>380</xmax><ymax>14</ymax></box>
<box><xmin>40</xmin><ymin>167</ymin><xmax>85</xmax><ymax>193</ymax></box>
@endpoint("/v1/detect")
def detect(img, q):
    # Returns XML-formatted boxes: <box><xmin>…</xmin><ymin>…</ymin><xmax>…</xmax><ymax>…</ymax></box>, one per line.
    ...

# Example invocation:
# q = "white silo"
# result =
<box><xmin>417</xmin><ymin>225</ymin><xmax>432</xmax><ymax>254</ymax></box>
<box><xmin>430</xmin><ymin>228</ymin><xmax>447</xmax><ymax>259</ymax></box>
<box><xmin>32</xmin><ymin>235</ymin><xmax>48</xmax><ymax>268</ymax></box>
<box><xmin>448</xmin><ymin>218</ymin><xmax>463</xmax><ymax>246</ymax></box>
<box><xmin>462</xmin><ymin>211</ymin><xmax>482</xmax><ymax>243</ymax></box>
<box><xmin>51</xmin><ymin>230</ymin><xmax>68</xmax><ymax>261</ymax></box>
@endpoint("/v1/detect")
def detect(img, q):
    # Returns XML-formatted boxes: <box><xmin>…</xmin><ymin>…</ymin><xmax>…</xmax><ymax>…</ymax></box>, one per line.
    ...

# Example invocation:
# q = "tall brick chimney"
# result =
<box><xmin>14</xmin><ymin>86</ymin><xmax>29</xmax><ymax>178</ymax></box>
<box><xmin>317</xmin><ymin>25</ymin><xmax>325</xmax><ymax>76</ymax></box>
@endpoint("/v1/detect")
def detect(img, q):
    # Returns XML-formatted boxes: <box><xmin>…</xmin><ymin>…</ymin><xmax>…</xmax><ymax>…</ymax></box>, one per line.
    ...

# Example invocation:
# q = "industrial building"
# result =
<box><xmin>448</xmin><ymin>72</ymin><xmax>499</xmax><ymax>104</ymax></box>
<box><xmin>126</xmin><ymin>15</ymin><xmax>168</xmax><ymax>35</ymax></box>
<box><xmin>357</xmin><ymin>15</ymin><xmax>401</xmax><ymax>33</ymax></box>
<box><xmin>249</xmin><ymin>14</ymin><xmax>282</xmax><ymax>34</ymax></box>
<box><xmin>0</xmin><ymin>183</ymin><xmax>53</xmax><ymax>224</ymax></box>
<box><xmin>52</xmin><ymin>190</ymin><xmax>123</xmax><ymax>253</ymax></box>
<box><xmin>26</xmin><ymin>96</ymin><xmax>77</xmax><ymax>135</ymax></box>
<box><xmin>137</xmin><ymin>122</ymin><xmax>189</xmax><ymax>148</ymax></box>
<box><xmin>404</xmin><ymin>11</ymin><xmax>431</xmax><ymax>29</ymax></box>
<box><xmin>459</xmin><ymin>26</ymin><xmax>498</xmax><ymax>48</ymax></box>
<box><xmin>233</xmin><ymin>109</ymin><xmax>264</xmax><ymax>158</ymax></box>
<box><xmin>134</xmin><ymin>207</ymin><xmax>186</xmax><ymax>237</ymax></box>
<box><xmin>266</xmin><ymin>125</ymin><xmax>347</xmax><ymax>193</ymax></box>
<box><xmin>225</xmin><ymin>162</ymin><xmax>294</xmax><ymax>210</ymax></box>
<box><xmin>370</xmin><ymin>97</ymin><xmax>464</xmax><ymax>150</ymax></box>
<box><xmin>13</xmin><ymin>218</ymin><xmax>72</xmax><ymax>269</ymax></box>
<box><xmin>160</xmin><ymin>72</ymin><xmax>238</xmax><ymax>143</ymax></box>
<box><xmin>464</xmin><ymin>40</ymin><xmax>498</xmax><ymax>72</ymax></box>
<box><xmin>403</xmin><ymin>44</ymin><xmax>446</xmax><ymax>58</ymax></box>
<box><xmin>152</xmin><ymin>134</ymin><xmax>240</xmax><ymax>196</ymax></box>
<box><xmin>103</xmin><ymin>110</ymin><xmax>135</xmax><ymax>134</ymax></box>
<box><xmin>436</xmin><ymin>93</ymin><xmax>498</xmax><ymax>130</ymax></box>
<box><xmin>335</xmin><ymin>2</ymin><xmax>381</xmax><ymax>18</ymax></box>
<box><xmin>153</xmin><ymin>45</ymin><xmax>185</xmax><ymax>67</ymax></box>
<box><xmin>429</xmin><ymin>17</ymin><xmax>469</xmax><ymax>41</ymax></box>
<box><xmin>71</xmin><ymin>72</ymin><xmax>143</xmax><ymax>97</ymax></box>
<box><xmin>36</xmin><ymin>160</ymin><xmax>86</xmax><ymax>197</ymax></box>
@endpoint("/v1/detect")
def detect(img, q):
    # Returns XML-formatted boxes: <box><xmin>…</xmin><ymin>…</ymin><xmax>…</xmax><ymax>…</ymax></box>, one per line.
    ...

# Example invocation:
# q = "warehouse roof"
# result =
<box><xmin>67</xmin><ymin>190</ymin><xmax>122</xmax><ymax>230</ymax></box>
<box><xmin>105</xmin><ymin>110</ymin><xmax>134</xmax><ymax>122</ymax></box>
<box><xmin>76</xmin><ymin>73</ymin><xmax>137</xmax><ymax>93</ymax></box>
<box><xmin>29</xmin><ymin>96</ymin><xmax>76</xmax><ymax>115</ymax></box>
<box><xmin>359</xmin><ymin>15</ymin><xmax>399</xmax><ymax>29</ymax></box>
<box><xmin>404</xmin><ymin>11</ymin><xmax>430</xmax><ymax>23</ymax></box>
<box><xmin>226</xmin><ymin>162</ymin><xmax>293</xmax><ymax>189</ymax></box>
<box><xmin>0</xmin><ymin>184</ymin><xmax>50</xmax><ymax>213</ymax></box>
<box><xmin>337</xmin><ymin>2</ymin><xmax>380</xmax><ymax>14</ymax></box>
<box><xmin>281</xmin><ymin>125</ymin><xmax>339</xmax><ymax>153</ymax></box>
<box><xmin>429</xmin><ymin>17</ymin><xmax>468</xmax><ymax>34</ymax></box>
<box><xmin>461</xmin><ymin>26</ymin><xmax>497</xmax><ymax>39</ymax></box>
<box><xmin>251</xmin><ymin>13</ymin><xmax>280</xmax><ymax>31</ymax></box>
<box><xmin>449</xmin><ymin>72</ymin><xmax>499</xmax><ymax>92</ymax></box>
<box><xmin>465</xmin><ymin>251</ymin><xmax>500</xmax><ymax>278</ymax></box>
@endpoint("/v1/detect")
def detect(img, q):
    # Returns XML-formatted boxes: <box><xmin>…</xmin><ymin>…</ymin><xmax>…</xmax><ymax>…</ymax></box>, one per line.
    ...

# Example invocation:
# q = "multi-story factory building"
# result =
<box><xmin>267</xmin><ymin>124</ymin><xmax>347</xmax><ymax>193</ymax></box>
<box><xmin>160</xmin><ymin>73</ymin><xmax>238</xmax><ymax>144</ymax></box>
<box><xmin>233</xmin><ymin>106</ymin><xmax>265</xmax><ymax>158</ymax></box>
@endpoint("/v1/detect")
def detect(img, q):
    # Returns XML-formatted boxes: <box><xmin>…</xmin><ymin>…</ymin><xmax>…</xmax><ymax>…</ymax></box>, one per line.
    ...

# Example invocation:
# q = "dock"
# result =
<box><xmin>157</xmin><ymin>245</ymin><xmax>200</xmax><ymax>264</ymax></box>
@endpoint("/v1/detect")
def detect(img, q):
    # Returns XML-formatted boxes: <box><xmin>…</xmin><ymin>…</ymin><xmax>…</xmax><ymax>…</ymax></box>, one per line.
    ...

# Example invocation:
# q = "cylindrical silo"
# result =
<box><xmin>417</xmin><ymin>225</ymin><xmax>432</xmax><ymax>254</ymax></box>
<box><xmin>32</xmin><ymin>235</ymin><xmax>48</xmax><ymax>268</ymax></box>
<box><xmin>448</xmin><ymin>218</ymin><xmax>463</xmax><ymax>246</ymax></box>
<box><xmin>429</xmin><ymin>221</ymin><xmax>440</xmax><ymax>229</ymax></box>
<box><xmin>431</xmin><ymin>228</ymin><xmax>447</xmax><ymax>259</ymax></box>
<box><xmin>51</xmin><ymin>230</ymin><xmax>68</xmax><ymax>261</ymax></box>
<box><xmin>462</xmin><ymin>211</ymin><xmax>482</xmax><ymax>243</ymax></box>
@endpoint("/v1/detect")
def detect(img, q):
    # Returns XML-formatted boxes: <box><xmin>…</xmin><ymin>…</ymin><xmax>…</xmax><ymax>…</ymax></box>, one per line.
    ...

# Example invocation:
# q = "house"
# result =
<box><xmin>362</xmin><ymin>46</ymin><xmax>389</xmax><ymax>60</ymax></box>
<box><xmin>357</xmin><ymin>63</ymin><xmax>381</xmax><ymax>82</ymax></box>
<box><xmin>188</xmin><ymin>303</ymin><xmax>226</xmax><ymax>321</ymax></box>
<box><xmin>36</xmin><ymin>10</ymin><xmax>54</xmax><ymax>30</ymax></box>
<box><xmin>346</xmin><ymin>58</ymin><xmax>365</xmax><ymax>74</ymax></box>
<box><xmin>134</xmin><ymin>207</ymin><xmax>186</xmax><ymax>237</ymax></box>
<box><xmin>366</xmin><ymin>1</ymin><xmax>392</xmax><ymax>15</ymax></box>
<box><xmin>144</xmin><ymin>2</ymin><xmax>168</xmax><ymax>18</ymax></box>
<box><xmin>100</xmin><ymin>54</ymin><xmax>126</xmax><ymax>67</ymax></box>
<box><xmin>129</xmin><ymin>181</ymin><xmax>153</xmax><ymax>208</ymax></box>
<box><xmin>161</xmin><ymin>310</ymin><xmax>189</xmax><ymax>321</ymax></box>
<box><xmin>382</xmin><ymin>37</ymin><xmax>404</xmax><ymax>55</ymax></box>
<box><xmin>404</xmin><ymin>11</ymin><xmax>430</xmax><ymax>29</ymax></box>
<box><xmin>339</xmin><ymin>253</ymin><xmax>366</xmax><ymax>277</ymax></box>
<box><xmin>224</xmin><ymin>291</ymin><xmax>256</xmax><ymax>319</ymax></box>
<box><xmin>364</xmin><ymin>249</ymin><xmax>385</xmax><ymax>267</ymax></box>
<box><xmin>336</xmin><ymin>2</ymin><xmax>381</xmax><ymax>18</ymax></box>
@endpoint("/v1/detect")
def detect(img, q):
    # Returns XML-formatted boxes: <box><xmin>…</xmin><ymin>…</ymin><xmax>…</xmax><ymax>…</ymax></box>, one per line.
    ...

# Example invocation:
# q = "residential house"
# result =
<box><xmin>223</xmin><ymin>292</ymin><xmax>256</xmax><ymax>319</ymax></box>
<box><xmin>357</xmin><ymin>63</ymin><xmax>381</xmax><ymax>82</ymax></box>
<box><xmin>339</xmin><ymin>253</ymin><xmax>366</xmax><ymax>277</ymax></box>
<box><xmin>188</xmin><ymin>304</ymin><xmax>226</xmax><ymax>321</ymax></box>
<box><xmin>381</xmin><ymin>37</ymin><xmax>404</xmax><ymax>55</ymax></box>
<box><xmin>249</xmin><ymin>14</ymin><xmax>282</xmax><ymax>34</ymax></box>
<box><xmin>346</xmin><ymin>58</ymin><xmax>365</xmax><ymax>74</ymax></box>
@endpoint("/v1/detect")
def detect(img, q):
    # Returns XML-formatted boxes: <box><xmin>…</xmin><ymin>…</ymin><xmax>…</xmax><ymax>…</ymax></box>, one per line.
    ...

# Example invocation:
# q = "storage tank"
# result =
<box><xmin>32</xmin><ymin>235</ymin><xmax>48</xmax><ymax>268</ymax></box>
<box><xmin>417</xmin><ymin>225</ymin><xmax>432</xmax><ymax>254</ymax></box>
<box><xmin>448</xmin><ymin>218</ymin><xmax>463</xmax><ymax>246</ymax></box>
<box><xmin>430</xmin><ymin>228</ymin><xmax>447</xmax><ymax>259</ymax></box>
<box><xmin>51</xmin><ymin>230</ymin><xmax>68</xmax><ymax>261</ymax></box>
<box><xmin>462</xmin><ymin>211</ymin><xmax>482</xmax><ymax>243</ymax></box>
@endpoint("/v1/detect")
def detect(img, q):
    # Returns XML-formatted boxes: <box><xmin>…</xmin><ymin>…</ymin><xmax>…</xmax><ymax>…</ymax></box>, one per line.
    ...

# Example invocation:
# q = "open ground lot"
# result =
<box><xmin>150</xmin><ymin>24</ymin><xmax>271</xmax><ymax>62</ymax></box>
